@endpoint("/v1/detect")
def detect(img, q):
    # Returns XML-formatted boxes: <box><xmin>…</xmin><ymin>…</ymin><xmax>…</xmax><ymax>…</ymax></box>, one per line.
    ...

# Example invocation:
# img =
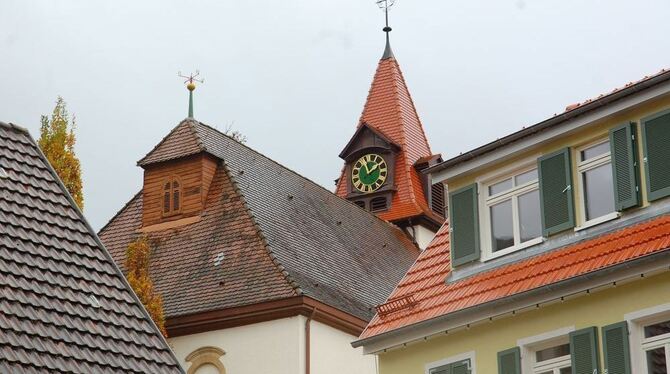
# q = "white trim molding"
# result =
<box><xmin>625</xmin><ymin>303</ymin><xmax>670</xmax><ymax>373</ymax></box>
<box><xmin>518</xmin><ymin>327</ymin><xmax>574</xmax><ymax>374</ymax></box>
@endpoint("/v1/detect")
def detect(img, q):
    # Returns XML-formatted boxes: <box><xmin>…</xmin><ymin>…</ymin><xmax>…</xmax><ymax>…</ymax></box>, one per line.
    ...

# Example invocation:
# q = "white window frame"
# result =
<box><xmin>425</xmin><ymin>351</ymin><xmax>476</xmax><ymax>374</ymax></box>
<box><xmin>575</xmin><ymin>138</ymin><xmax>620</xmax><ymax>230</ymax></box>
<box><xmin>518</xmin><ymin>327</ymin><xmax>574</xmax><ymax>374</ymax></box>
<box><xmin>479</xmin><ymin>161</ymin><xmax>543</xmax><ymax>261</ymax></box>
<box><xmin>626</xmin><ymin>303</ymin><xmax>670</xmax><ymax>373</ymax></box>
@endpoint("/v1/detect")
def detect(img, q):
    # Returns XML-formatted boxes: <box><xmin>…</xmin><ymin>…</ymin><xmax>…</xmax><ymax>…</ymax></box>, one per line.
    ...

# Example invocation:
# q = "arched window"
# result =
<box><xmin>163</xmin><ymin>176</ymin><xmax>182</xmax><ymax>216</ymax></box>
<box><xmin>185</xmin><ymin>346</ymin><xmax>226</xmax><ymax>374</ymax></box>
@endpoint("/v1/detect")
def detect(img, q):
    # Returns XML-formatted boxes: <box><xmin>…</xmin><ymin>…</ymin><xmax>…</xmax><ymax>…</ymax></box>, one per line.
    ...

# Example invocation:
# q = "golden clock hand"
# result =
<box><xmin>363</xmin><ymin>163</ymin><xmax>370</xmax><ymax>174</ymax></box>
<box><xmin>368</xmin><ymin>163</ymin><xmax>379</xmax><ymax>173</ymax></box>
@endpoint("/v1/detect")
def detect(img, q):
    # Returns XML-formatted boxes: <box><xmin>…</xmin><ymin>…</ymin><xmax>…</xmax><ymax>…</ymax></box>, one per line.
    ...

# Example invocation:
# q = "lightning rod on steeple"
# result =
<box><xmin>178</xmin><ymin>70</ymin><xmax>204</xmax><ymax>118</ymax></box>
<box><xmin>376</xmin><ymin>0</ymin><xmax>396</xmax><ymax>59</ymax></box>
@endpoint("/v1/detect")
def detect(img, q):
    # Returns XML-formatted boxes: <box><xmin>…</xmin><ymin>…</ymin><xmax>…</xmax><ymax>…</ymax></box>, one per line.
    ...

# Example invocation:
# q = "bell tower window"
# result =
<box><xmin>163</xmin><ymin>176</ymin><xmax>182</xmax><ymax>216</ymax></box>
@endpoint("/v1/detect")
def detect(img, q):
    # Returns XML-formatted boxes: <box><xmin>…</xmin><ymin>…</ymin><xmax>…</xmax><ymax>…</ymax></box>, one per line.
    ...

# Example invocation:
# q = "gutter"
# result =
<box><xmin>424</xmin><ymin>69</ymin><xmax>670</xmax><ymax>176</ymax></box>
<box><xmin>352</xmin><ymin>249</ymin><xmax>670</xmax><ymax>350</ymax></box>
<box><xmin>306</xmin><ymin>307</ymin><xmax>317</xmax><ymax>374</ymax></box>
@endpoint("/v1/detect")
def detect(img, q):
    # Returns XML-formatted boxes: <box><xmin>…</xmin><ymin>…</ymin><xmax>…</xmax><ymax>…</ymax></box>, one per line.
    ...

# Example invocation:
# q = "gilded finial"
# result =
<box><xmin>178</xmin><ymin>70</ymin><xmax>204</xmax><ymax>118</ymax></box>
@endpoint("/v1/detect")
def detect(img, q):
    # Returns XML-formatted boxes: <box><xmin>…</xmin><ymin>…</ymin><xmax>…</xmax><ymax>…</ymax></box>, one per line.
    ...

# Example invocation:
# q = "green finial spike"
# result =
<box><xmin>188</xmin><ymin>89</ymin><xmax>194</xmax><ymax>118</ymax></box>
<box><xmin>178</xmin><ymin>70</ymin><xmax>204</xmax><ymax>119</ymax></box>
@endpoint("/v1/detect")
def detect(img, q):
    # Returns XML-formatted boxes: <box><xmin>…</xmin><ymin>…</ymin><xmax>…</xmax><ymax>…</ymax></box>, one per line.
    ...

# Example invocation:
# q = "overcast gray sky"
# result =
<box><xmin>2</xmin><ymin>0</ymin><xmax>669</xmax><ymax>230</ymax></box>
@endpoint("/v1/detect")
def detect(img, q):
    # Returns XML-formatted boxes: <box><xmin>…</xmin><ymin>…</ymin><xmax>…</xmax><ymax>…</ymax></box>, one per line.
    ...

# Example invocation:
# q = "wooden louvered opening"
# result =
<box><xmin>370</xmin><ymin>196</ymin><xmax>388</xmax><ymax>212</ymax></box>
<box><xmin>354</xmin><ymin>200</ymin><xmax>366</xmax><ymax>209</ymax></box>
<box><xmin>431</xmin><ymin>182</ymin><xmax>445</xmax><ymax>217</ymax></box>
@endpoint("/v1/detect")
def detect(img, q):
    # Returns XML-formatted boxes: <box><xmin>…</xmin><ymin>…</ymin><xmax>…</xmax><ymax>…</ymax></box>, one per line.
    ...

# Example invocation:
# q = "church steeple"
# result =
<box><xmin>335</xmin><ymin>16</ymin><xmax>444</xmax><ymax>248</ymax></box>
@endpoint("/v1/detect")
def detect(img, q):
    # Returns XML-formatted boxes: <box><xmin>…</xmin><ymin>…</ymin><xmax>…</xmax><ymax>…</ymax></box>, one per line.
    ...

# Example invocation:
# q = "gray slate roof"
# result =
<box><xmin>101</xmin><ymin>119</ymin><xmax>420</xmax><ymax>321</ymax></box>
<box><xmin>0</xmin><ymin>122</ymin><xmax>182</xmax><ymax>373</ymax></box>
<box><xmin>192</xmin><ymin>121</ymin><xmax>421</xmax><ymax>319</ymax></box>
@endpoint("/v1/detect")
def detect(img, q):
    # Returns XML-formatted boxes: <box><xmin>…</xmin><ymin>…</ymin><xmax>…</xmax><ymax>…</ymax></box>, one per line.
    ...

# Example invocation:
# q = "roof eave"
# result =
<box><xmin>352</xmin><ymin>248</ymin><xmax>670</xmax><ymax>352</ymax></box>
<box><xmin>425</xmin><ymin>70</ymin><xmax>670</xmax><ymax>177</ymax></box>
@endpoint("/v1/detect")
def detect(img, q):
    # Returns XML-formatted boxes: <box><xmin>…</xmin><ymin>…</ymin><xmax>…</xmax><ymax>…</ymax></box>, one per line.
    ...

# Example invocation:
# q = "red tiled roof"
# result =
<box><xmin>360</xmin><ymin>215</ymin><xmax>670</xmax><ymax>340</ymax></box>
<box><xmin>336</xmin><ymin>56</ymin><xmax>438</xmax><ymax>223</ymax></box>
<box><xmin>562</xmin><ymin>68</ymin><xmax>669</xmax><ymax>114</ymax></box>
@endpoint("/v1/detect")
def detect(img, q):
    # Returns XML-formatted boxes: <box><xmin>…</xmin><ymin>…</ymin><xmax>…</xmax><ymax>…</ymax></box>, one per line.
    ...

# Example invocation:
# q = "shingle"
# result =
<box><xmin>361</xmin><ymin>215</ymin><xmax>670</xmax><ymax>339</ymax></box>
<box><xmin>0</xmin><ymin>122</ymin><xmax>182</xmax><ymax>373</ymax></box>
<box><xmin>100</xmin><ymin>119</ymin><xmax>420</xmax><ymax>322</ymax></box>
<box><xmin>333</xmin><ymin>56</ymin><xmax>442</xmax><ymax>224</ymax></box>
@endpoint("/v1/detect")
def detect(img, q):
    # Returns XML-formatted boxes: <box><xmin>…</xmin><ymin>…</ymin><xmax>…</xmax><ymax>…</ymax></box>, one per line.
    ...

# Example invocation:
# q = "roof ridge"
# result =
<box><xmin>0</xmin><ymin>121</ymin><xmax>30</xmax><ymax>135</ymax></box>
<box><xmin>193</xmin><ymin>121</ymin><xmax>415</xmax><ymax>234</ymax></box>
<box><xmin>24</xmin><ymin>128</ymin><xmax>179</xmax><ymax>361</ymax></box>
<box><xmin>216</xmin><ymin>156</ymin><xmax>303</xmax><ymax>296</ymax></box>
<box><xmin>393</xmin><ymin>59</ymin><xmax>433</xmax><ymax>156</ymax></box>
<box><xmin>137</xmin><ymin>118</ymin><xmax>205</xmax><ymax>166</ymax></box>
<box><xmin>185</xmin><ymin>119</ymin><xmax>207</xmax><ymax>152</ymax></box>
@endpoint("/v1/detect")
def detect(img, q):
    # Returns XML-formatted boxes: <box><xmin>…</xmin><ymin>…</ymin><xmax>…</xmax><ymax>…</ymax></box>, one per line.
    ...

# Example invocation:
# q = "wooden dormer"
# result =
<box><xmin>141</xmin><ymin>153</ymin><xmax>217</xmax><ymax>227</ymax></box>
<box><xmin>137</xmin><ymin>119</ymin><xmax>218</xmax><ymax>228</ymax></box>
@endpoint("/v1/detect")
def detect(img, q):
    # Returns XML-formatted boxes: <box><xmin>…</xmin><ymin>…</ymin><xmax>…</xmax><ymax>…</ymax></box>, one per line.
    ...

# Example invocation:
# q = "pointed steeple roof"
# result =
<box><xmin>336</xmin><ymin>52</ymin><xmax>441</xmax><ymax>224</ymax></box>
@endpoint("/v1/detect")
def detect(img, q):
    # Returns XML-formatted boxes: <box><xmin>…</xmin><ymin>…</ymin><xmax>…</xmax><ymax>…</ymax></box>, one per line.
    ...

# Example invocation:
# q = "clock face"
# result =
<box><xmin>351</xmin><ymin>153</ymin><xmax>388</xmax><ymax>193</ymax></box>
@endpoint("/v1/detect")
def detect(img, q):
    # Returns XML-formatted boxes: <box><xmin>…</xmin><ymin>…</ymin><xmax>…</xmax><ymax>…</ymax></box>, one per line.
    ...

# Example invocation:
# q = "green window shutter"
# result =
<box><xmin>449</xmin><ymin>183</ymin><xmax>480</xmax><ymax>267</ymax></box>
<box><xmin>429</xmin><ymin>360</ymin><xmax>471</xmax><ymax>374</ymax></box>
<box><xmin>538</xmin><ymin>148</ymin><xmax>575</xmax><ymax>236</ymax></box>
<box><xmin>570</xmin><ymin>327</ymin><xmax>600</xmax><ymax>374</ymax></box>
<box><xmin>602</xmin><ymin>322</ymin><xmax>631</xmax><ymax>374</ymax></box>
<box><xmin>429</xmin><ymin>365</ymin><xmax>449</xmax><ymax>374</ymax></box>
<box><xmin>610</xmin><ymin>123</ymin><xmax>640</xmax><ymax>210</ymax></box>
<box><xmin>642</xmin><ymin>109</ymin><xmax>670</xmax><ymax>201</ymax></box>
<box><xmin>497</xmin><ymin>347</ymin><xmax>520</xmax><ymax>374</ymax></box>
<box><xmin>451</xmin><ymin>360</ymin><xmax>471</xmax><ymax>374</ymax></box>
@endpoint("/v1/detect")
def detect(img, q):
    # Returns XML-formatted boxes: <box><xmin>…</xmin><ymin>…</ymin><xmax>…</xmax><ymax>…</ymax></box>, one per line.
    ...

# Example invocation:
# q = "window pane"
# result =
<box><xmin>173</xmin><ymin>191</ymin><xmax>180</xmax><ymax>211</ymax></box>
<box><xmin>581</xmin><ymin>141</ymin><xmax>610</xmax><ymax>161</ymax></box>
<box><xmin>515</xmin><ymin>169</ymin><xmax>538</xmax><ymax>185</ymax></box>
<box><xmin>583</xmin><ymin>163</ymin><xmax>615</xmax><ymax>220</ymax></box>
<box><xmin>645</xmin><ymin>320</ymin><xmax>670</xmax><ymax>338</ymax></box>
<box><xmin>519</xmin><ymin>189</ymin><xmax>541</xmax><ymax>242</ymax></box>
<box><xmin>163</xmin><ymin>192</ymin><xmax>170</xmax><ymax>213</ymax></box>
<box><xmin>646</xmin><ymin>347</ymin><xmax>667</xmax><ymax>374</ymax></box>
<box><xmin>173</xmin><ymin>180</ymin><xmax>180</xmax><ymax>188</ymax></box>
<box><xmin>164</xmin><ymin>182</ymin><xmax>170</xmax><ymax>190</ymax></box>
<box><xmin>489</xmin><ymin>178</ymin><xmax>513</xmax><ymax>195</ymax></box>
<box><xmin>559</xmin><ymin>368</ymin><xmax>572</xmax><ymax>374</ymax></box>
<box><xmin>490</xmin><ymin>200</ymin><xmax>514</xmax><ymax>252</ymax></box>
<box><xmin>536</xmin><ymin>343</ymin><xmax>570</xmax><ymax>362</ymax></box>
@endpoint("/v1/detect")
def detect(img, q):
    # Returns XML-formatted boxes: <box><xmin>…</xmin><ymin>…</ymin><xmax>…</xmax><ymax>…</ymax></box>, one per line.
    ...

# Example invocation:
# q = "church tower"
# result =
<box><xmin>335</xmin><ymin>17</ymin><xmax>445</xmax><ymax>249</ymax></box>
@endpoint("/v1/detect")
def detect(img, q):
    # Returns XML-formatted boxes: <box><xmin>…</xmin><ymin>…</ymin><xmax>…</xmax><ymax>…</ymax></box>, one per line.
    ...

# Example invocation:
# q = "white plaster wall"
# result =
<box><xmin>305</xmin><ymin>316</ymin><xmax>377</xmax><ymax>374</ymax></box>
<box><xmin>413</xmin><ymin>224</ymin><xmax>436</xmax><ymax>250</ymax></box>
<box><xmin>168</xmin><ymin>316</ymin><xmax>377</xmax><ymax>374</ymax></box>
<box><xmin>169</xmin><ymin>317</ymin><xmax>302</xmax><ymax>374</ymax></box>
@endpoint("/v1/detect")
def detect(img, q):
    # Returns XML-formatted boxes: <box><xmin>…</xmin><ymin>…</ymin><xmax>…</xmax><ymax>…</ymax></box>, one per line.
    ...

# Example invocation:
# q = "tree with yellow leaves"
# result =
<box><xmin>125</xmin><ymin>236</ymin><xmax>167</xmax><ymax>337</ymax></box>
<box><xmin>38</xmin><ymin>97</ymin><xmax>84</xmax><ymax>209</ymax></box>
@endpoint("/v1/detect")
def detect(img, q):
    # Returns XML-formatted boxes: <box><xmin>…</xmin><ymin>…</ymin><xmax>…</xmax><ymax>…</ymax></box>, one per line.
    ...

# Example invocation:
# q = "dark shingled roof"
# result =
<box><xmin>100</xmin><ymin>119</ymin><xmax>420</xmax><ymax>322</ymax></box>
<box><xmin>0</xmin><ymin>122</ymin><xmax>182</xmax><ymax>373</ymax></box>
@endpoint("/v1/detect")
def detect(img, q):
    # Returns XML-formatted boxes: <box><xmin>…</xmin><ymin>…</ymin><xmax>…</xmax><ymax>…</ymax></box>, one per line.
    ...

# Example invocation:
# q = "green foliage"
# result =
<box><xmin>38</xmin><ymin>97</ymin><xmax>84</xmax><ymax>209</ymax></box>
<box><xmin>125</xmin><ymin>236</ymin><xmax>167</xmax><ymax>337</ymax></box>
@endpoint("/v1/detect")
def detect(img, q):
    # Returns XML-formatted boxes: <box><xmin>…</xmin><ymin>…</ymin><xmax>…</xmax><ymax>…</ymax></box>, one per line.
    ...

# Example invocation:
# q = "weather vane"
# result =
<box><xmin>178</xmin><ymin>70</ymin><xmax>204</xmax><ymax>118</ymax></box>
<box><xmin>375</xmin><ymin>0</ymin><xmax>396</xmax><ymax>59</ymax></box>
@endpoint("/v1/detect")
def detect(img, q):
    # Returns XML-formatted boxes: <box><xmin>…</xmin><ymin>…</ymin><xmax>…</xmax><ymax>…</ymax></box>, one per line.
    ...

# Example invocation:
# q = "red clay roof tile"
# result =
<box><xmin>335</xmin><ymin>56</ymin><xmax>440</xmax><ymax>223</ymax></box>
<box><xmin>360</xmin><ymin>215</ymin><xmax>670</xmax><ymax>339</ymax></box>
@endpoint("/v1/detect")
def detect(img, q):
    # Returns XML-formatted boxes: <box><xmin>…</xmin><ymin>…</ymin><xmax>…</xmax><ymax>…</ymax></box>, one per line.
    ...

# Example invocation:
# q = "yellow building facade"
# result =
<box><xmin>355</xmin><ymin>71</ymin><xmax>670</xmax><ymax>374</ymax></box>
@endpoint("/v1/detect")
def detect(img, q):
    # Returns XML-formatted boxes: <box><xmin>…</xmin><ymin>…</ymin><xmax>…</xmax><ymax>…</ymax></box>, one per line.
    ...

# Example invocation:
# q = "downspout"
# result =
<box><xmin>306</xmin><ymin>307</ymin><xmax>317</xmax><ymax>374</ymax></box>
